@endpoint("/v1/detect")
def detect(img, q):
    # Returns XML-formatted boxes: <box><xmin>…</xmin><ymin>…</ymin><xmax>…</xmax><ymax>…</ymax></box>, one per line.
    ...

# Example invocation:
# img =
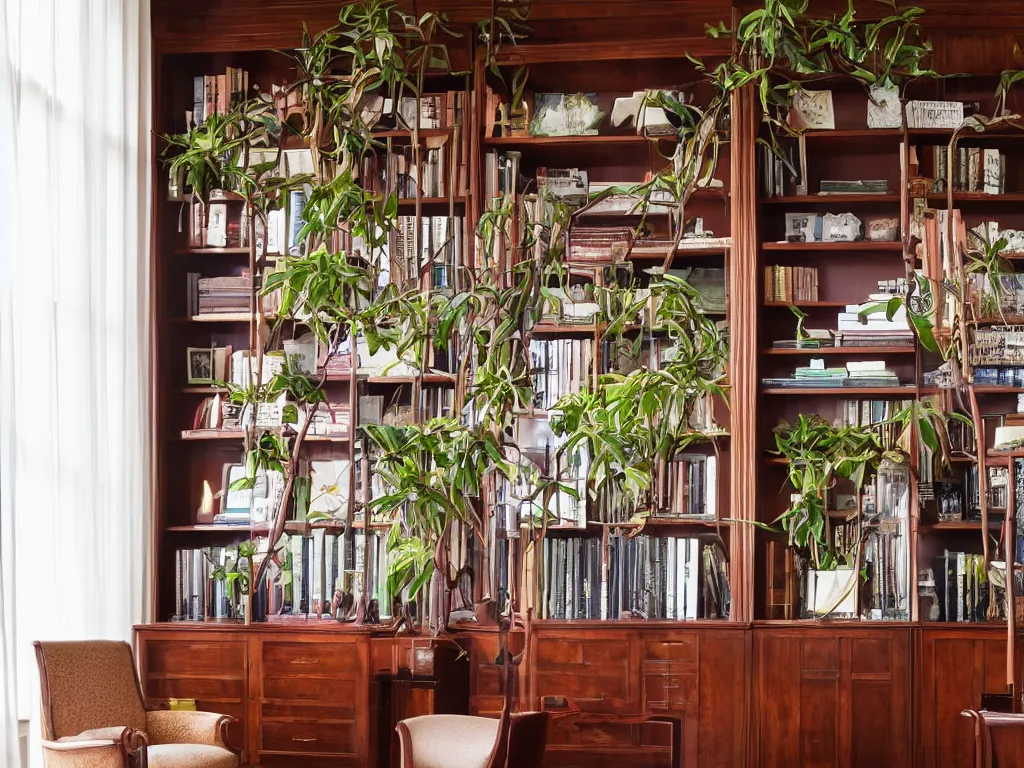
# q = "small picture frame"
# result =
<box><xmin>187</xmin><ymin>347</ymin><xmax>215</xmax><ymax>384</ymax></box>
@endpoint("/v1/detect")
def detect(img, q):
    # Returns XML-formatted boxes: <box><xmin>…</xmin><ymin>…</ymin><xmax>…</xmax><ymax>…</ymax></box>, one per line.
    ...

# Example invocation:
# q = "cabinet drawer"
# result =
<box><xmin>144</xmin><ymin>640</ymin><xmax>245</xmax><ymax>675</ymax></box>
<box><xmin>261</xmin><ymin>641</ymin><xmax>363</xmax><ymax>676</ymax></box>
<box><xmin>262</xmin><ymin>675</ymin><xmax>362</xmax><ymax>703</ymax></box>
<box><xmin>261</xmin><ymin>717</ymin><xmax>358</xmax><ymax>755</ymax></box>
<box><xmin>642</xmin><ymin>637</ymin><xmax>697</xmax><ymax>663</ymax></box>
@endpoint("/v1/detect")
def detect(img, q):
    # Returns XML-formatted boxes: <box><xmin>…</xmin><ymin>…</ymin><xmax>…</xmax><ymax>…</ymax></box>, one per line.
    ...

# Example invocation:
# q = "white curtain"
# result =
<box><xmin>0</xmin><ymin>0</ymin><xmax>152</xmax><ymax>766</ymax></box>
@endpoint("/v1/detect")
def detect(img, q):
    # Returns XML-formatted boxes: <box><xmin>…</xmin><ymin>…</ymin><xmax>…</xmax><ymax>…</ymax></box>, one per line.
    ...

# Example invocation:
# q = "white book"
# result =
<box><xmin>984</xmin><ymin>149</ymin><xmax>1002</xmax><ymax>195</ymax></box>
<box><xmin>706</xmin><ymin>455</ymin><xmax>718</xmax><ymax>519</ymax></box>
<box><xmin>956</xmin><ymin>551</ymin><xmax>966</xmax><ymax>622</ymax></box>
<box><xmin>311</xmin><ymin>528</ymin><xmax>325</xmax><ymax>617</ymax></box>
<box><xmin>685</xmin><ymin>539</ymin><xmax>700</xmax><ymax>620</ymax></box>
<box><xmin>291</xmin><ymin>536</ymin><xmax>304</xmax><ymax>615</ymax></box>
<box><xmin>675</xmin><ymin>538</ymin><xmax>686</xmax><ymax>620</ymax></box>
<box><xmin>666</xmin><ymin>539</ymin><xmax>676</xmax><ymax>619</ymax></box>
<box><xmin>846</xmin><ymin>361</ymin><xmax>887</xmax><ymax>373</ymax></box>
<box><xmin>206</xmin><ymin>203</ymin><xmax>228</xmax><ymax>247</ymax></box>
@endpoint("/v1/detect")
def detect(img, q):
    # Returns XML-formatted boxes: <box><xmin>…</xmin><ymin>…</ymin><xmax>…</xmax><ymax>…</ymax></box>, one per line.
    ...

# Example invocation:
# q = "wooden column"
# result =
<box><xmin>728</xmin><ymin>86</ymin><xmax>759</xmax><ymax>623</ymax></box>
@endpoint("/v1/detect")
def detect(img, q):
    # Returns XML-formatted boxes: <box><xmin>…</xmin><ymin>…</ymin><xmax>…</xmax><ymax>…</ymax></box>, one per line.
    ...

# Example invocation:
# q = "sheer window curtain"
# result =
<box><xmin>0</xmin><ymin>1</ymin><xmax>153</xmax><ymax>766</ymax></box>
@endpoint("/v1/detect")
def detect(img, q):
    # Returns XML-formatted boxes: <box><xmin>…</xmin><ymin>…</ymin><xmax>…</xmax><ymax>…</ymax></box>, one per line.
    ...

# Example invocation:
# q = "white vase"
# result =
<box><xmin>867</xmin><ymin>85</ymin><xmax>902</xmax><ymax>129</ymax></box>
<box><xmin>804</xmin><ymin>566</ymin><xmax>857</xmax><ymax>618</ymax></box>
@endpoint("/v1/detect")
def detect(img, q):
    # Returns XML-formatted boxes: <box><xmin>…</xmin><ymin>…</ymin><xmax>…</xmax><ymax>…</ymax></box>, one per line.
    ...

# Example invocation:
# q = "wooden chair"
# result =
<box><xmin>962</xmin><ymin>709</ymin><xmax>1024</xmax><ymax>767</ymax></box>
<box><xmin>395</xmin><ymin>711</ymin><xmax>549</xmax><ymax>768</ymax></box>
<box><xmin>34</xmin><ymin>640</ymin><xmax>239</xmax><ymax>768</ymax></box>
<box><xmin>396</xmin><ymin>621</ymin><xmax>548</xmax><ymax>768</ymax></box>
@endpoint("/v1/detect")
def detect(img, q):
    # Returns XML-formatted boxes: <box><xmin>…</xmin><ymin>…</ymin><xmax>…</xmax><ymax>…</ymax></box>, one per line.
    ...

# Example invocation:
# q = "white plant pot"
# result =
<box><xmin>805</xmin><ymin>566</ymin><xmax>857</xmax><ymax>618</ymax></box>
<box><xmin>867</xmin><ymin>85</ymin><xmax>902</xmax><ymax>129</ymax></box>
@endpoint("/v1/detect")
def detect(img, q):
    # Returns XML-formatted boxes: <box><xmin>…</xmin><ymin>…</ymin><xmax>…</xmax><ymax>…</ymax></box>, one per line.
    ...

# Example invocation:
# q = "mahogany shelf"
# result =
<box><xmin>396</xmin><ymin>196</ymin><xmax>466</xmax><ymax>206</ymax></box>
<box><xmin>483</xmin><ymin>134</ymin><xmax>651</xmax><ymax>146</ymax></box>
<box><xmin>763</xmin><ymin>300</ymin><xmax>848</xmax><ymax>307</ymax></box>
<box><xmin>762</xmin><ymin>241</ymin><xmax>903</xmax><ymax>252</ymax></box>
<box><xmin>174</xmin><ymin>247</ymin><xmax>250</xmax><ymax>255</ymax></box>
<box><xmin>762</xmin><ymin>194</ymin><xmax>899</xmax><ymax>204</ymax></box>
<box><xmin>920</xmin><ymin>520</ymin><xmax>1003</xmax><ymax>531</ymax></box>
<box><xmin>762</xmin><ymin>386</ymin><xmax>918</xmax><ymax>395</ymax></box>
<box><xmin>762</xmin><ymin>346</ymin><xmax>916</xmax><ymax>355</ymax></box>
<box><xmin>371</xmin><ymin>128</ymin><xmax>452</xmax><ymax>139</ymax></box>
<box><xmin>365</xmin><ymin>374</ymin><xmax>456</xmax><ymax>385</ymax></box>
<box><xmin>928</xmin><ymin>192</ymin><xmax>1024</xmax><ymax>204</ymax></box>
<box><xmin>170</xmin><ymin>314</ymin><xmax>276</xmax><ymax>324</ymax></box>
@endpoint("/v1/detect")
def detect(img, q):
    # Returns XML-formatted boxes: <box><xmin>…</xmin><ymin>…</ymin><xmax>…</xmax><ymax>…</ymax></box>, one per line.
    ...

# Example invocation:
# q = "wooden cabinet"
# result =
<box><xmin>753</xmin><ymin>626</ymin><xmax>912</xmax><ymax>768</ymax></box>
<box><xmin>135</xmin><ymin>627</ymin><xmax>249</xmax><ymax>763</ymax></box>
<box><xmin>528</xmin><ymin>624</ymin><xmax>748</xmax><ymax>768</ymax></box>
<box><xmin>915</xmin><ymin>626</ymin><xmax>1017</xmax><ymax>768</ymax></box>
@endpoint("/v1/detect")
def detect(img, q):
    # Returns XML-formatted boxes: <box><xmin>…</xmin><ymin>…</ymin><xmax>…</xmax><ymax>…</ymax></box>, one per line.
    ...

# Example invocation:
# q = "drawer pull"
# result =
<box><xmin>292</xmin><ymin>737</ymin><xmax>318</xmax><ymax>743</ymax></box>
<box><xmin>292</xmin><ymin>657</ymin><xmax>320</xmax><ymax>665</ymax></box>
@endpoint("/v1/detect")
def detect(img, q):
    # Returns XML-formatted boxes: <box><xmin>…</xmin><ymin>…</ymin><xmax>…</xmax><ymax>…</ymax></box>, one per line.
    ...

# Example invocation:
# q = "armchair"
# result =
<box><xmin>34</xmin><ymin>640</ymin><xmax>239</xmax><ymax>768</ymax></box>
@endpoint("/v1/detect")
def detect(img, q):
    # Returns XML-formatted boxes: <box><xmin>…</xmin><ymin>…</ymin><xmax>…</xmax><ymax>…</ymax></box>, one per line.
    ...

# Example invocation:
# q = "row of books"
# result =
<box><xmin>189</xmin><ymin>68</ymin><xmax>248</xmax><ymax>128</ymax></box>
<box><xmin>930</xmin><ymin>551</ymin><xmax>991</xmax><ymax>622</ymax></box>
<box><xmin>928</xmin><ymin>145</ymin><xmax>1007</xmax><ymax>195</ymax></box>
<box><xmin>658</xmin><ymin>454</ymin><xmax>718</xmax><ymax>519</ymax></box>
<box><xmin>764</xmin><ymin>265</ymin><xmax>819</xmax><ymax>303</ymax></box>
<box><xmin>765</xmin><ymin>362</ymin><xmax>901</xmax><ymax>389</ymax></box>
<box><xmin>529</xmin><ymin>338</ymin><xmax>594</xmax><ymax>411</ymax></box>
<box><xmin>186</xmin><ymin>273</ymin><xmax>272</xmax><ymax>316</ymax></box>
<box><xmin>388</xmin><ymin>215</ymin><xmax>464</xmax><ymax>289</ymax></box>
<box><xmin>536</xmin><ymin>535</ymin><xmax>730</xmax><ymax>620</ymax></box>
<box><xmin>381</xmin><ymin>144</ymin><xmax>460</xmax><ymax>199</ymax></box>
<box><xmin>174</xmin><ymin>547</ymin><xmax>247</xmax><ymax>620</ymax></box>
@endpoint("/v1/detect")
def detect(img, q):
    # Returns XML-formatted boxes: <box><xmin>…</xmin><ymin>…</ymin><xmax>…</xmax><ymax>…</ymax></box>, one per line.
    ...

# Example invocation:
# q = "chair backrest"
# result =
<box><xmin>396</xmin><ymin>712</ymin><xmax>549</xmax><ymax>768</ymax></box>
<box><xmin>33</xmin><ymin>641</ymin><xmax>147</xmax><ymax>739</ymax></box>
<box><xmin>963</xmin><ymin>709</ymin><xmax>1024</xmax><ymax>768</ymax></box>
<box><xmin>501</xmin><ymin>711</ymin><xmax>549</xmax><ymax>768</ymax></box>
<box><xmin>396</xmin><ymin>714</ymin><xmax>500</xmax><ymax>768</ymax></box>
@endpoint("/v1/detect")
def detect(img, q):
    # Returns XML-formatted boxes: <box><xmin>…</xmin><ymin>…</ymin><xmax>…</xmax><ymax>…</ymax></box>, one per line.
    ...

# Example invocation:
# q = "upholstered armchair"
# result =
<box><xmin>395</xmin><ymin>712</ymin><xmax>548</xmax><ymax>768</ymax></box>
<box><xmin>33</xmin><ymin>640</ymin><xmax>239</xmax><ymax>768</ymax></box>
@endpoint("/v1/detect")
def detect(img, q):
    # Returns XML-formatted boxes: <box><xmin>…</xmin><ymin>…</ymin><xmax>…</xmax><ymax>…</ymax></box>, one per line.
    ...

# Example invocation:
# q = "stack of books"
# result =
<box><xmin>846</xmin><ymin>360</ymin><xmax>900</xmax><ymax>387</ymax></box>
<box><xmin>764</xmin><ymin>360</ymin><xmax>900</xmax><ymax>389</ymax></box>
<box><xmin>772</xmin><ymin>328</ymin><xmax>834</xmax><ymax>350</ymax></box>
<box><xmin>819</xmin><ymin>179</ymin><xmax>888</xmax><ymax>195</ymax></box>
<box><xmin>835</xmin><ymin>296</ymin><xmax>914</xmax><ymax>347</ymax></box>
<box><xmin>567</xmin><ymin>226</ymin><xmax>634</xmax><ymax>264</ymax></box>
<box><xmin>795</xmin><ymin>366</ymin><xmax>848</xmax><ymax>385</ymax></box>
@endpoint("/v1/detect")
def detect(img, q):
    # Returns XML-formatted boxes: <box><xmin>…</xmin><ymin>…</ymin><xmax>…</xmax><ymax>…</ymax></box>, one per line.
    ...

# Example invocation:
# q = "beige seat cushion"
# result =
<box><xmin>399</xmin><ymin>714</ymin><xmax>499</xmax><ymax>768</ymax></box>
<box><xmin>147</xmin><ymin>744</ymin><xmax>238</xmax><ymax>768</ymax></box>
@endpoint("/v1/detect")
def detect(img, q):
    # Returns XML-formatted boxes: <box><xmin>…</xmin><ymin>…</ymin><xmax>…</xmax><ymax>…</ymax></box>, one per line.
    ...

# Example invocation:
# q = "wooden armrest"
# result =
<box><xmin>146</xmin><ymin>709</ymin><xmax>238</xmax><ymax>754</ymax></box>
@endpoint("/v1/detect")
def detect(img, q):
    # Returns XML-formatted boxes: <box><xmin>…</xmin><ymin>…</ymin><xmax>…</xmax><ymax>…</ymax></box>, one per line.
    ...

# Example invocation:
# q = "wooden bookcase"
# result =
<box><xmin>142</xmin><ymin>4</ymin><xmax>1024</xmax><ymax>767</ymax></box>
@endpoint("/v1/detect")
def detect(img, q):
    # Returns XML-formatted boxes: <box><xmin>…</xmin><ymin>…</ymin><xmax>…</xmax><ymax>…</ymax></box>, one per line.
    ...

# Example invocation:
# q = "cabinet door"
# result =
<box><xmin>135</xmin><ymin>630</ymin><xmax>248</xmax><ymax>763</ymax></box>
<box><xmin>916</xmin><ymin>628</ymin><xmax>1009</xmax><ymax>768</ymax></box>
<box><xmin>755</xmin><ymin>628</ymin><xmax>910</xmax><ymax>768</ymax></box>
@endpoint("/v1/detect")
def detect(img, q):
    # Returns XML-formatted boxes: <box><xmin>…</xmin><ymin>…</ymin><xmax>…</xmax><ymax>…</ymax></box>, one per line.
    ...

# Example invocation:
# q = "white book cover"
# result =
<box><xmin>290</xmin><ymin>536</ymin><xmax>304</xmax><ymax>614</ymax></box>
<box><xmin>685</xmin><ymin>539</ymin><xmax>700</xmax><ymax>619</ymax></box>
<box><xmin>706</xmin><ymin>456</ymin><xmax>717</xmax><ymax>519</ymax></box>
<box><xmin>311</xmin><ymin>529</ymin><xmax>326</xmax><ymax>616</ymax></box>
<box><xmin>309</xmin><ymin>460</ymin><xmax>351</xmax><ymax>518</ymax></box>
<box><xmin>984</xmin><ymin>149</ymin><xmax>1002</xmax><ymax>194</ymax></box>
<box><xmin>675</xmin><ymin>538</ymin><xmax>686</xmax><ymax>620</ymax></box>
<box><xmin>206</xmin><ymin>203</ymin><xmax>228</xmax><ymax>247</ymax></box>
<box><xmin>666</xmin><ymin>538</ymin><xmax>676</xmax><ymax>619</ymax></box>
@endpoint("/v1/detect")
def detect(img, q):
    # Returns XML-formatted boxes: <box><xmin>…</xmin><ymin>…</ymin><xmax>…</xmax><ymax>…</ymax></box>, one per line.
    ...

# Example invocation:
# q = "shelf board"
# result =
<box><xmin>166</xmin><ymin>520</ymin><xmax>349</xmax><ymax>534</ymax></box>
<box><xmin>928</xmin><ymin>192</ymin><xmax>1024</xmax><ymax>205</ymax></box>
<box><xmin>177</xmin><ymin>386</ymin><xmax>224</xmax><ymax>394</ymax></box>
<box><xmin>483</xmin><ymin>134</ymin><xmax>651</xmax><ymax>147</ymax></box>
<box><xmin>176</xmin><ymin>431</ymin><xmax>245</xmax><ymax>441</ymax></box>
<box><xmin>174</xmin><ymin>247</ymin><xmax>250</xmax><ymax>255</ymax></box>
<box><xmin>169</xmin><ymin>313</ymin><xmax>275</xmax><ymax>324</ymax></box>
<box><xmin>630</xmin><ymin>247</ymin><xmax>729</xmax><ymax>260</ymax></box>
<box><xmin>921</xmin><ymin>520</ymin><xmax>1003</xmax><ymax>531</ymax></box>
<box><xmin>396</xmin><ymin>196</ymin><xmax>466</xmax><ymax>206</ymax></box>
<box><xmin>371</xmin><ymin>128</ymin><xmax>452</xmax><ymax>139</ymax></box>
<box><xmin>762</xmin><ymin>346</ymin><xmax>916</xmax><ymax>355</ymax></box>
<box><xmin>532</xmin><ymin>323</ymin><xmax>601</xmax><ymax>335</ymax></box>
<box><xmin>802</xmin><ymin>129</ymin><xmax>903</xmax><ymax>140</ymax></box>
<box><xmin>762</xmin><ymin>241</ymin><xmax>902</xmax><ymax>252</ymax></box>
<box><xmin>762</xmin><ymin>194</ymin><xmax>899</xmax><ymax>205</ymax></box>
<box><xmin>365</xmin><ymin>374</ymin><xmax>455</xmax><ymax>385</ymax></box>
<box><xmin>972</xmin><ymin>385</ymin><xmax>1024</xmax><ymax>393</ymax></box>
<box><xmin>762</xmin><ymin>386</ymin><xmax>917</xmax><ymax>395</ymax></box>
<box><xmin>763</xmin><ymin>300</ymin><xmax>848</xmax><ymax>308</ymax></box>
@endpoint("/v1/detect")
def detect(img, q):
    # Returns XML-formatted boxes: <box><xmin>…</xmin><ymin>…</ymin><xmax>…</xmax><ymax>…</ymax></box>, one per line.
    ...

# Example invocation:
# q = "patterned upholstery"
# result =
<box><xmin>34</xmin><ymin>640</ymin><xmax>239</xmax><ymax>768</ymax></box>
<box><xmin>35</xmin><ymin>642</ymin><xmax>147</xmax><ymax>739</ymax></box>
<box><xmin>397</xmin><ymin>715</ymin><xmax>499</xmax><ymax>768</ymax></box>
<box><xmin>147</xmin><ymin>745</ymin><xmax>236</xmax><ymax>768</ymax></box>
<box><xmin>40</xmin><ymin>741</ymin><xmax>127</xmax><ymax>768</ymax></box>
<box><xmin>146</xmin><ymin>711</ymin><xmax>230</xmax><ymax>750</ymax></box>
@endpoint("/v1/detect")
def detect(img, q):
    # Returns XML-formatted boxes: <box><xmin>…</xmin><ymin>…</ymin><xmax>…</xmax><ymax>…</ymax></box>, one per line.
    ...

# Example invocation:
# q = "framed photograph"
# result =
<box><xmin>187</xmin><ymin>347</ymin><xmax>215</xmax><ymax>384</ymax></box>
<box><xmin>789</xmin><ymin>89</ymin><xmax>835</xmax><ymax>131</ymax></box>
<box><xmin>186</xmin><ymin>346</ymin><xmax>228</xmax><ymax>384</ymax></box>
